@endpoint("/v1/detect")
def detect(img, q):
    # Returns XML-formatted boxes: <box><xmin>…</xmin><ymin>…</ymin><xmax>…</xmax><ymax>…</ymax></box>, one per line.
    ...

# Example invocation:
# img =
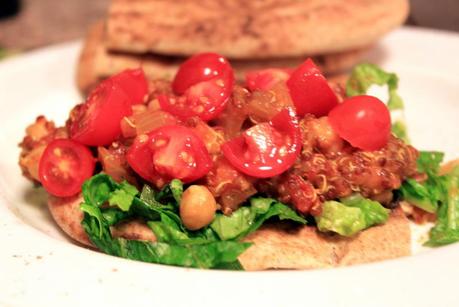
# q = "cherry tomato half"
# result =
<box><xmin>286</xmin><ymin>58</ymin><xmax>338</xmax><ymax>117</ymax></box>
<box><xmin>222</xmin><ymin>108</ymin><xmax>302</xmax><ymax>178</ymax></box>
<box><xmin>160</xmin><ymin>53</ymin><xmax>235</xmax><ymax>121</ymax></box>
<box><xmin>127</xmin><ymin>125</ymin><xmax>212</xmax><ymax>184</ymax></box>
<box><xmin>172</xmin><ymin>52</ymin><xmax>233</xmax><ymax>95</ymax></box>
<box><xmin>38</xmin><ymin>139</ymin><xmax>95</xmax><ymax>197</ymax></box>
<box><xmin>70</xmin><ymin>79</ymin><xmax>132</xmax><ymax>146</ymax></box>
<box><xmin>111</xmin><ymin>68</ymin><xmax>149</xmax><ymax>105</ymax></box>
<box><xmin>328</xmin><ymin>95</ymin><xmax>391</xmax><ymax>151</ymax></box>
<box><xmin>245</xmin><ymin>68</ymin><xmax>292</xmax><ymax>92</ymax></box>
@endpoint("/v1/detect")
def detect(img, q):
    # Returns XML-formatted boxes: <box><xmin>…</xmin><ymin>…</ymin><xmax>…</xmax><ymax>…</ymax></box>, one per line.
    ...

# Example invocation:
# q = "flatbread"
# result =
<box><xmin>77</xmin><ymin>21</ymin><xmax>369</xmax><ymax>94</ymax></box>
<box><xmin>48</xmin><ymin>195</ymin><xmax>411</xmax><ymax>270</ymax></box>
<box><xmin>239</xmin><ymin>207</ymin><xmax>410</xmax><ymax>270</ymax></box>
<box><xmin>106</xmin><ymin>0</ymin><xmax>408</xmax><ymax>58</ymax></box>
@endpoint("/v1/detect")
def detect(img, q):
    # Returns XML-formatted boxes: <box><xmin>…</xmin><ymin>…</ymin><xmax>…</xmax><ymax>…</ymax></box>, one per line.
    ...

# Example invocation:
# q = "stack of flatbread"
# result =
<box><xmin>76</xmin><ymin>0</ymin><xmax>409</xmax><ymax>94</ymax></box>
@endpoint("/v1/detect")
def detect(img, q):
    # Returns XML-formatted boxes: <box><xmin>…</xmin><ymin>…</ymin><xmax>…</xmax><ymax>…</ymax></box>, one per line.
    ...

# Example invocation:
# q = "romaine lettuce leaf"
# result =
<box><xmin>417</xmin><ymin>151</ymin><xmax>444</xmax><ymax>176</ymax></box>
<box><xmin>315</xmin><ymin>194</ymin><xmax>389</xmax><ymax>236</ymax></box>
<box><xmin>80</xmin><ymin>174</ymin><xmax>250</xmax><ymax>269</ymax></box>
<box><xmin>399</xmin><ymin>151</ymin><xmax>445</xmax><ymax>213</ymax></box>
<box><xmin>426</xmin><ymin>167</ymin><xmax>459</xmax><ymax>246</ymax></box>
<box><xmin>210</xmin><ymin>197</ymin><xmax>307</xmax><ymax>241</ymax></box>
<box><xmin>346</xmin><ymin>63</ymin><xmax>403</xmax><ymax>110</ymax></box>
<box><xmin>346</xmin><ymin>63</ymin><xmax>408</xmax><ymax>142</ymax></box>
<box><xmin>108</xmin><ymin>181</ymin><xmax>139</xmax><ymax>211</ymax></box>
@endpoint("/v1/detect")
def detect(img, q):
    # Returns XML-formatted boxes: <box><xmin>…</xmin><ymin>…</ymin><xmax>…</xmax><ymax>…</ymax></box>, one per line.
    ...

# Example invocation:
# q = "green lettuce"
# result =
<box><xmin>210</xmin><ymin>197</ymin><xmax>307</xmax><ymax>241</ymax></box>
<box><xmin>426</xmin><ymin>167</ymin><xmax>459</xmax><ymax>246</ymax></box>
<box><xmin>80</xmin><ymin>174</ymin><xmax>250</xmax><ymax>269</ymax></box>
<box><xmin>400</xmin><ymin>151</ymin><xmax>445</xmax><ymax>213</ymax></box>
<box><xmin>346</xmin><ymin>63</ymin><xmax>408</xmax><ymax>142</ymax></box>
<box><xmin>315</xmin><ymin>194</ymin><xmax>389</xmax><ymax>236</ymax></box>
<box><xmin>396</xmin><ymin>151</ymin><xmax>459</xmax><ymax>246</ymax></box>
<box><xmin>347</xmin><ymin>63</ymin><xmax>403</xmax><ymax>110</ymax></box>
<box><xmin>80</xmin><ymin>174</ymin><xmax>308</xmax><ymax>268</ymax></box>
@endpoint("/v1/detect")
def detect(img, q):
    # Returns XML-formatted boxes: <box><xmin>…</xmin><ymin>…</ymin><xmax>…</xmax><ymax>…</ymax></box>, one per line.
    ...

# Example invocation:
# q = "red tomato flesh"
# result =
<box><xmin>222</xmin><ymin>108</ymin><xmax>302</xmax><ymax>178</ymax></box>
<box><xmin>111</xmin><ymin>68</ymin><xmax>148</xmax><ymax>105</ymax></box>
<box><xmin>286</xmin><ymin>58</ymin><xmax>338</xmax><ymax>117</ymax></box>
<box><xmin>70</xmin><ymin>79</ymin><xmax>132</xmax><ymax>146</ymax></box>
<box><xmin>127</xmin><ymin>125</ymin><xmax>212</xmax><ymax>184</ymax></box>
<box><xmin>38</xmin><ymin>139</ymin><xmax>95</xmax><ymax>197</ymax></box>
<box><xmin>245</xmin><ymin>68</ymin><xmax>292</xmax><ymax>92</ymax></box>
<box><xmin>161</xmin><ymin>53</ymin><xmax>235</xmax><ymax>121</ymax></box>
<box><xmin>328</xmin><ymin>95</ymin><xmax>391</xmax><ymax>151</ymax></box>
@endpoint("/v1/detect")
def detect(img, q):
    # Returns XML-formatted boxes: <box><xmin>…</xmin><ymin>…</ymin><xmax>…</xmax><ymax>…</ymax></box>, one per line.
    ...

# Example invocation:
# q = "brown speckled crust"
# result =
<box><xmin>47</xmin><ymin>194</ymin><xmax>92</xmax><ymax>246</ymax></box>
<box><xmin>239</xmin><ymin>207</ymin><xmax>410</xmax><ymax>270</ymax></box>
<box><xmin>77</xmin><ymin>21</ymin><xmax>370</xmax><ymax>95</ymax></box>
<box><xmin>106</xmin><ymin>0</ymin><xmax>408</xmax><ymax>59</ymax></box>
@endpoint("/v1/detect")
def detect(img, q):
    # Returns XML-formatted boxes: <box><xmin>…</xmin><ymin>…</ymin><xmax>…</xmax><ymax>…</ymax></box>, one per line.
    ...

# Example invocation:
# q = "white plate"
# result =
<box><xmin>1</xmin><ymin>27</ymin><xmax>459</xmax><ymax>307</ymax></box>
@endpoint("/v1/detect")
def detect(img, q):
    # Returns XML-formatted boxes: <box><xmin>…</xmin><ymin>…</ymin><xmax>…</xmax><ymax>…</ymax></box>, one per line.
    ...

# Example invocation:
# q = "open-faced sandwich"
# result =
<box><xmin>18</xmin><ymin>53</ymin><xmax>459</xmax><ymax>270</ymax></box>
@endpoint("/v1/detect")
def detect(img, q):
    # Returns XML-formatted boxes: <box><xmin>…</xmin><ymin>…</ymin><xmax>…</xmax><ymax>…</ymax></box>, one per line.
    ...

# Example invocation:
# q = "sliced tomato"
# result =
<box><xmin>158</xmin><ymin>77</ymin><xmax>233</xmax><ymax>121</ymax></box>
<box><xmin>38</xmin><ymin>139</ymin><xmax>95</xmax><ymax>197</ymax></box>
<box><xmin>70</xmin><ymin>79</ymin><xmax>132</xmax><ymax>146</ymax></box>
<box><xmin>328</xmin><ymin>95</ymin><xmax>391</xmax><ymax>151</ymax></box>
<box><xmin>127</xmin><ymin>125</ymin><xmax>212</xmax><ymax>184</ymax></box>
<box><xmin>160</xmin><ymin>53</ymin><xmax>234</xmax><ymax>121</ymax></box>
<box><xmin>222</xmin><ymin>108</ymin><xmax>302</xmax><ymax>178</ymax></box>
<box><xmin>172</xmin><ymin>52</ymin><xmax>233</xmax><ymax>95</ymax></box>
<box><xmin>111</xmin><ymin>68</ymin><xmax>149</xmax><ymax>105</ymax></box>
<box><xmin>286</xmin><ymin>58</ymin><xmax>338</xmax><ymax>117</ymax></box>
<box><xmin>245</xmin><ymin>68</ymin><xmax>292</xmax><ymax>92</ymax></box>
<box><xmin>125</xmin><ymin>134</ymin><xmax>166</xmax><ymax>186</ymax></box>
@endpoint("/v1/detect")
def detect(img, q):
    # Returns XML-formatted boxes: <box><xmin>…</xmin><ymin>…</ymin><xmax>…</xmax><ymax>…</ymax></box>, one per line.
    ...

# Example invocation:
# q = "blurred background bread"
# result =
<box><xmin>106</xmin><ymin>0</ymin><xmax>408</xmax><ymax>58</ymax></box>
<box><xmin>76</xmin><ymin>0</ymin><xmax>409</xmax><ymax>94</ymax></box>
<box><xmin>77</xmin><ymin>21</ymin><xmax>370</xmax><ymax>94</ymax></box>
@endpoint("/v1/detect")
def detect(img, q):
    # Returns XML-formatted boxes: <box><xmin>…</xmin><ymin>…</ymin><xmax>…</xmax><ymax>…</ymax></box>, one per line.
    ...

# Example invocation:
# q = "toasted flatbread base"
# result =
<box><xmin>48</xmin><ymin>195</ymin><xmax>410</xmax><ymax>270</ymax></box>
<box><xmin>77</xmin><ymin>21</ymin><xmax>369</xmax><ymax>95</ymax></box>
<box><xmin>106</xmin><ymin>0</ymin><xmax>408</xmax><ymax>58</ymax></box>
<box><xmin>239</xmin><ymin>208</ymin><xmax>410</xmax><ymax>270</ymax></box>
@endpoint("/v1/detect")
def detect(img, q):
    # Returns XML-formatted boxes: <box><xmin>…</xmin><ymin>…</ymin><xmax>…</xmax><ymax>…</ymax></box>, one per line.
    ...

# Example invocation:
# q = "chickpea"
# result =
<box><xmin>180</xmin><ymin>185</ymin><xmax>217</xmax><ymax>230</ymax></box>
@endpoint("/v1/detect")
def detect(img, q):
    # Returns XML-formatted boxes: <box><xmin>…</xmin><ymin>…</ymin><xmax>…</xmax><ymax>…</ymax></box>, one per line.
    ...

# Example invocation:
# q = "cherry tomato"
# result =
<box><xmin>111</xmin><ymin>68</ymin><xmax>148</xmax><ymax>105</ymax></box>
<box><xmin>328</xmin><ymin>95</ymin><xmax>391</xmax><ymax>151</ymax></box>
<box><xmin>245</xmin><ymin>68</ymin><xmax>292</xmax><ymax>92</ymax></box>
<box><xmin>70</xmin><ymin>79</ymin><xmax>132</xmax><ymax>146</ymax></box>
<box><xmin>160</xmin><ymin>53</ymin><xmax>235</xmax><ymax>121</ymax></box>
<box><xmin>286</xmin><ymin>58</ymin><xmax>338</xmax><ymax>117</ymax></box>
<box><xmin>127</xmin><ymin>125</ymin><xmax>212</xmax><ymax>184</ymax></box>
<box><xmin>222</xmin><ymin>108</ymin><xmax>302</xmax><ymax>178</ymax></box>
<box><xmin>38</xmin><ymin>139</ymin><xmax>95</xmax><ymax>197</ymax></box>
<box><xmin>172</xmin><ymin>53</ymin><xmax>233</xmax><ymax>95</ymax></box>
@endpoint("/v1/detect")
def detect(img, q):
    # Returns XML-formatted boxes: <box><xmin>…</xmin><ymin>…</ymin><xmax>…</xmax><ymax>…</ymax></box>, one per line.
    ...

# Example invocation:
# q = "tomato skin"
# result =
<box><xmin>111</xmin><ymin>68</ymin><xmax>148</xmax><ymax>105</ymax></box>
<box><xmin>286</xmin><ymin>58</ymin><xmax>338</xmax><ymax>117</ymax></box>
<box><xmin>245</xmin><ymin>68</ymin><xmax>292</xmax><ymax>92</ymax></box>
<box><xmin>222</xmin><ymin>108</ymin><xmax>302</xmax><ymax>178</ymax></box>
<box><xmin>172</xmin><ymin>53</ymin><xmax>233</xmax><ymax>95</ymax></box>
<box><xmin>70</xmin><ymin>79</ymin><xmax>133</xmax><ymax>146</ymax></box>
<box><xmin>158</xmin><ymin>75</ymin><xmax>233</xmax><ymax>121</ymax></box>
<box><xmin>127</xmin><ymin>125</ymin><xmax>212</xmax><ymax>184</ymax></box>
<box><xmin>161</xmin><ymin>53</ymin><xmax>235</xmax><ymax>121</ymax></box>
<box><xmin>328</xmin><ymin>95</ymin><xmax>391</xmax><ymax>151</ymax></box>
<box><xmin>38</xmin><ymin>139</ymin><xmax>95</xmax><ymax>197</ymax></box>
<box><xmin>126</xmin><ymin>134</ymin><xmax>166</xmax><ymax>186</ymax></box>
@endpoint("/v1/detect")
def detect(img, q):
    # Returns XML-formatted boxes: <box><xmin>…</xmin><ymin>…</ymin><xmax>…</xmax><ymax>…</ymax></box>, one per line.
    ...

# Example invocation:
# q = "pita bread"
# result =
<box><xmin>77</xmin><ymin>22</ymin><xmax>369</xmax><ymax>95</ymax></box>
<box><xmin>106</xmin><ymin>0</ymin><xmax>408</xmax><ymax>59</ymax></box>
<box><xmin>48</xmin><ymin>195</ymin><xmax>410</xmax><ymax>270</ymax></box>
